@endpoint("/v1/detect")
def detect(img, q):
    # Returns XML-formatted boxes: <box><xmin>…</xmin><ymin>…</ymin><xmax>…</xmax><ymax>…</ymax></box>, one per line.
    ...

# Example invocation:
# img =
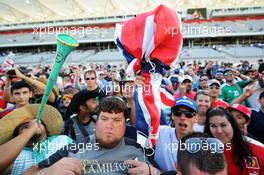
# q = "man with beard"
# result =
<box><xmin>221</xmin><ymin>68</ymin><xmax>252</xmax><ymax>104</ymax></box>
<box><xmin>24</xmin><ymin>96</ymin><xmax>146</xmax><ymax>175</ymax></box>
<box><xmin>63</xmin><ymin>90</ymin><xmax>99</xmax><ymax>143</ymax></box>
<box><xmin>0</xmin><ymin>104</ymin><xmax>72</xmax><ymax>174</ymax></box>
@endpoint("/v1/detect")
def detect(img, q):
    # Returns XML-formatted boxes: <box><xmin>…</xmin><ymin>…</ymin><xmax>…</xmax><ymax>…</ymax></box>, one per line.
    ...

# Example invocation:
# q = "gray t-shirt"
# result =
<box><xmin>65</xmin><ymin>115</ymin><xmax>96</xmax><ymax>143</ymax></box>
<box><xmin>38</xmin><ymin>135</ymin><xmax>146</xmax><ymax>175</ymax></box>
<box><xmin>72</xmin><ymin>116</ymin><xmax>96</xmax><ymax>143</ymax></box>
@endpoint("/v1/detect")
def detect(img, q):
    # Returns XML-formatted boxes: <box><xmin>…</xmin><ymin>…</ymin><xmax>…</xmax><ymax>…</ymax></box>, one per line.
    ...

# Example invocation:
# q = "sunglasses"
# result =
<box><xmin>173</xmin><ymin>110</ymin><xmax>195</xmax><ymax>118</ymax></box>
<box><xmin>209</xmin><ymin>85</ymin><xmax>220</xmax><ymax>90</ymax></box>
<box><xmin>85</xmin><ymin>77</ymin><xmax>95</xmax><ymax>80</ymax></box>
<box><xmin>200</xmin><ymin>79</ymin><xmax>208</xmax><ymax>82</ymax></box>
<box><xmin>184</xmin><ymin>137</ymin><xmax>224</xmax><ymax>154</ymax></box>
<box><xmin>62</xmin><ymin>94</ymin><xmax>73</xmax><ymax>101</ymax></box>
<box><xmin>224</xmin><ymin>73</ymin><xmax>232</xmax><ymax>76</ymax></box>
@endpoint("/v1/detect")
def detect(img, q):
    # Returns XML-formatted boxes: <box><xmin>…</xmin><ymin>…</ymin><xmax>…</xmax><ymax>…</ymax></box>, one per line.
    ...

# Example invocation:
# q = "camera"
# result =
<box><xmin>7</xmin><ymin>69</ymin><xmax>16</xmax><ymax>79</ymax></box>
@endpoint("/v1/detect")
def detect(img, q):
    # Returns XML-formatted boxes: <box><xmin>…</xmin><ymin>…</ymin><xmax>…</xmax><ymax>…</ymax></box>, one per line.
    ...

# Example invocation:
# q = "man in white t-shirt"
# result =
<box><xmin>154</xmin><ymin>96</ymin><xmax>198</xmax><ymax>172</ymax></box>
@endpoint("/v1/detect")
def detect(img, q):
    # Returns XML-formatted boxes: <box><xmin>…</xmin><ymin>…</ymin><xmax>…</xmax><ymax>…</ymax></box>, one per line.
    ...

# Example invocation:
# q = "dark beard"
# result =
<box><xmin>96</xmin><ymin>137</ymin><xmax>122</xmax><ymax>149</ymax></box>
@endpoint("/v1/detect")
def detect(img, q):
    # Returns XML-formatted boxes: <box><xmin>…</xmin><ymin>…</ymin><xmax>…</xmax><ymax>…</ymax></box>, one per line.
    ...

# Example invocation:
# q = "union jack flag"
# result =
<box><xmin>114</xmin><ymin>5</ymin><xmax>182</xmax><ymax>144</ymax></box>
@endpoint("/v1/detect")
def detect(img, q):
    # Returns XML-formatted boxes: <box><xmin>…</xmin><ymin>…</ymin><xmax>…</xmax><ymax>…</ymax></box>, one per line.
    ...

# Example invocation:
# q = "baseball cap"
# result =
<box><xmin>97</xmin><ymin>71</ymin><xmax>105</xmax><ymax>76</ymax></box>
<box><xmin>215</xmin><ymin>69</ymin><xmax>224</xmax><ymax>75</ymax></box>
<box><xmin>169</xmin><ymin>76</ymin><xmax>179</xmax><ymax>84</ymax></box>
<box><xmin>173</xmin><ymin>96</ymin><xmax>198</xmax><ymax>113</ymax></box>
<box><xmin>227</xmin><ymin>104</ymin><xmax>251</xmax><ymax>121</ymax></box>
<box><xmin>179</xmin><ymin>75</ymin><xmax>193</xmax><ymax>83</ymax></box>
<box><xmin>209</xmin><ymin>79</ymin><xmax>221</xmax><ymax>86</ymax></box>
<box><xmin>223</xmin><ymin>68</ymin><xmax>232</xmax><ymax>74</ymax></box>
<box><xmin>174</xmin><ymin>68</ymin><xmax>180</xmax><ymax>74</ymax></box>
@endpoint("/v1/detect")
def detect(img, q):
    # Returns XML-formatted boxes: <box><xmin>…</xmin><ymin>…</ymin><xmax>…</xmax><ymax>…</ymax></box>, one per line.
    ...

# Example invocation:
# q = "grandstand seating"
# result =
<box><xmin>0</xmin><ymin>19</ymin><xmax>264</xmax><ymax>47</ymax></box>
<box><xmin>0</xmin><ymin>4</ymin><xmax>264</xmax><ymax>65</ymax></box>
<box><xmin>1</xmin><ymin>45</ymin><xmax>261</xmax><ymax>65</ymax></box>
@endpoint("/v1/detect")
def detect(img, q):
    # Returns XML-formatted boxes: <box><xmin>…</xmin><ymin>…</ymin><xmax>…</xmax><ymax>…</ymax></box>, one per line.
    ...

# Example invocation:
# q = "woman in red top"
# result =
<box><xmin>204</xmin><ymin>107</ymin><xmax>264</xmax><ymax>175</ymax></box>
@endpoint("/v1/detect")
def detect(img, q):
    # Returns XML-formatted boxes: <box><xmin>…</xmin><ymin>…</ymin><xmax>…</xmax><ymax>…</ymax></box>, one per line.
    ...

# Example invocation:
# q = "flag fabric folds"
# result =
<box><xmin>114</xmin><ymin>4</ymin><xmax>182</xmax><ymax>144</ymax></box>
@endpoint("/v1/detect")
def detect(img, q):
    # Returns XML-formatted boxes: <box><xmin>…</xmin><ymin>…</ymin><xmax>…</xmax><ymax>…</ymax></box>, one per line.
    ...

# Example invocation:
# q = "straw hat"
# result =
<box><xmin>0</xmin><ymin>104</ymin><xmax>63</xmax><ymax>144</ymax></box>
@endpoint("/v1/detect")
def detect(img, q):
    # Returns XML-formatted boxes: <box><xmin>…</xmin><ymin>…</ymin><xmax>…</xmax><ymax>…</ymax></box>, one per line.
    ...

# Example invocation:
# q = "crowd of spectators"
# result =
<box><xmin>0</xmin><ymin>58</ymin><xmax>264</xmax><ymax>175</ymax></box>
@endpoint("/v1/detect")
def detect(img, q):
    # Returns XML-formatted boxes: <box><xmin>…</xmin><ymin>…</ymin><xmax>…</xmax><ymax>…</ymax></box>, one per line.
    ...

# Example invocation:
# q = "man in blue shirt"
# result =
<box><xmin>154</xmin><ymin>96</ymin><xmax>198</xmax><ymax>171</ymax></box>
<box><xmin>248</xmin><ymin>91</ymin><xmax>264</xmax><ymax>144</ymax></box>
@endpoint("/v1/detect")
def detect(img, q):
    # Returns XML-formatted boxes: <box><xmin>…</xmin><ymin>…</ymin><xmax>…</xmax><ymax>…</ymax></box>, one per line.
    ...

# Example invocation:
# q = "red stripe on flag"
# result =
<box><xmin>141</xmin><ymin>71</ymin><xmax>160</xmax><ymax>144</ymax></box>
<box><xmin>120</xmin><ymin>9</ymin><xmax>156</xmax><ymax>61</ymax></box>
<box><xmin>133</xmin><ymin>59</ymin><xmax>142</xmax><ymax>75</ymax></box>
<box><xmin>160</xmin><ymin>91</ymin><xmax>175</xmax><ymax>107</ymax></box>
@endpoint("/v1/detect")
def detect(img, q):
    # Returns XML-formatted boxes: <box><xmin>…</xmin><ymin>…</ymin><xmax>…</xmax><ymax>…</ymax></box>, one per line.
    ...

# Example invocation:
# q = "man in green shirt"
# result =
<box><xmin>221</xmin><ymin>69</ymin><xmax>252</xmax><ymax>104</ymax></box>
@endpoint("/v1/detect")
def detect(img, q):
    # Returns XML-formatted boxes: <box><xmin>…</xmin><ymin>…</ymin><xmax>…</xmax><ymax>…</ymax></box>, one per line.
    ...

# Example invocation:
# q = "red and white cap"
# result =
<box><xmin>227</xmin><ymin>104</ymin><xmax>251</xmax><ymax>120</ymax></box>
<box><xmin>179</xmin><ymin>75</ymin><xmax>193</xmax><ymax>83</ymax></box>
<box><xmin>209</xmin><ymin>79</ymin><xmax>221</xmax><ymax>86</ymax></box>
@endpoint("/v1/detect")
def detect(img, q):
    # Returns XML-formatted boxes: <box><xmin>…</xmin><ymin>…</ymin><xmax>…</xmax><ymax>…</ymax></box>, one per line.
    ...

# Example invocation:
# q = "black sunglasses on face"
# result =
<box><xmin>173</xmin><ymin>110</ymin><xmax>195</xmax><ymax>118</ymax></box>
<box><xmin>209</xmin><ymin>85</ymin><xmax>220</xmax><ymax>90</ymax></box>
<box><xmin>224</xmin><ymin>73</ymin><xmax>232</xmax><ymax>76</ymax></box>
<box><xmin>85</xmin><ymin>77</ymin><xmax>95</xmax><ymax>80</ymax></box>
<box><xmin>200</xmin><ymin>79</ymin><xmax>208</xmax><ymax>82</ymax></box>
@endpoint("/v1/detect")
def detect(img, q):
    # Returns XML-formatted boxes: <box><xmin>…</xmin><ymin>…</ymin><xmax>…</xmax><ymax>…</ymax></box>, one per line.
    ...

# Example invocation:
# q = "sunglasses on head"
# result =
<box><xmin>173</xmin><ymin>110</ymin><xmax>195</xmax><ymax>118</ymax></box>
<box><xmin>85</xmin><ymin>77</ymin><xmax>95</xmax><ymax>80</ymax></box>
<box><xmin>184</xmin><ymin>137</ymin><xmax>224</xmax><ymax>154</ymax></box>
